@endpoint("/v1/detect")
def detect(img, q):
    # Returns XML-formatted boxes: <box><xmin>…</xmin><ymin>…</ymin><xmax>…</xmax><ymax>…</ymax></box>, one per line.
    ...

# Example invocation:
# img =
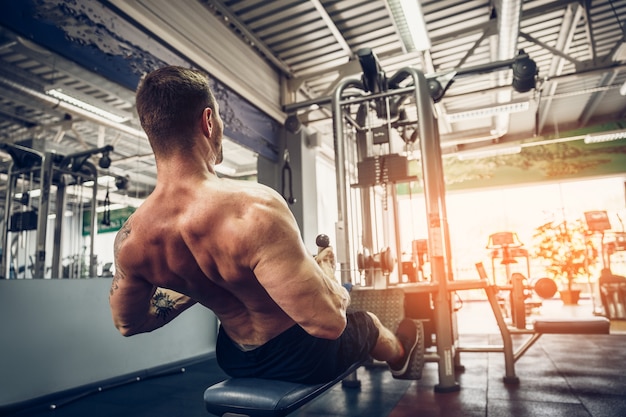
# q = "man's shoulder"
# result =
<box><xmin>220</xmin><ymin>178</ymin><xmax>281</xmax><ymax>199</ymax></box>
<box><xmin>217</xmin><ymin>179</ymin><xmax>288</xmax><ymax>215</ymax></box>
<box><xmin>114</xmin><ymin>215</ymin><xmax>134</xmax><ymax>252</ymax></box>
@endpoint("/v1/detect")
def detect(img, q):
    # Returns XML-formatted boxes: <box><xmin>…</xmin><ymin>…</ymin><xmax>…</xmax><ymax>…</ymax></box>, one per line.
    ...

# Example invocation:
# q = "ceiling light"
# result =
<box><xmin>46</xmin><ymin>89</ymin><xmax>129</xmax><ymax>124</ymax></box>
<box><xmin>47</xmin><ymin>211</ymin><xmax>76</xmax><ymax>219</ymax></box>
<box><xmin>457</xmin><ymin>146</ymin><xmax>522</xmax><ymax>161</ymax></box>
<box><xmin>584</xmin><ymin>130</ymin><xmax>626</xmax><ymax>144</ymax></box>
<box><xmin>15</xmin><ymin>189</ymin><xmax>41</xmax><ymax>199</ymax></box>
<box><xmin>388</xmin><ymin>0</ymin><xmax>431</xmax><ymax>52</ymax></box>
<box><xmin>446</xmin><ymin>101</ymin><xmax>530</xmax><ymax>123</ymax></box>
<box><xmin>82</xmin><ymin>175</ymin><xmax>117</xmax><ymax>187</ymax></box>
<box><xmin>96</xmin><ymin>203</ymin><xmax>127</xmax><ymax>213</ymax></box>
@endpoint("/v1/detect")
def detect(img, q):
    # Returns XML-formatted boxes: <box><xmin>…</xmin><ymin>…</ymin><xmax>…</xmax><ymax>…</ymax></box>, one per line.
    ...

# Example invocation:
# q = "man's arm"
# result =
<box><xmin>110</xmin><ymin>277</ymin><xmax>196</xmax><ymax>336</ymax></box>
<box><xmin>245</xmin><ymin>195</ymin><xmax>350</xmax><ymax>340</ymax></box>
<box><xmin>109</xmin><ymin>220</ymin><xmax>196</xmax><ymax>336</ymax></box>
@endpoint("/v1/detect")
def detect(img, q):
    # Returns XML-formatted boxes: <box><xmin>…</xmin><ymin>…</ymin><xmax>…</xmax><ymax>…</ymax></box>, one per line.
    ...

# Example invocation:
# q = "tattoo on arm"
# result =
<box><xmin>152</xmin><ymin>291</ymin><xmax>176</xmax><ymax>320</ymax></box>
<box><xmin>110</xmin><ymin>217</ymin><xmax>132</xmax><ymax>297</ymax></box>
<box><xmin>110</xmin><ymin>275</ymin><xmax>121</xmax><ymax>296</ymax></box>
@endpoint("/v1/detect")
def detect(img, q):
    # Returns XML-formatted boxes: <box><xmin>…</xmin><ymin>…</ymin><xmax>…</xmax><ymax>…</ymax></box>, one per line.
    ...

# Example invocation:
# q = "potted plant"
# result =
<box><xmin>531</xmin><ymin>218</ymin><xmax>598</xmax><ymax>305</ymax></box>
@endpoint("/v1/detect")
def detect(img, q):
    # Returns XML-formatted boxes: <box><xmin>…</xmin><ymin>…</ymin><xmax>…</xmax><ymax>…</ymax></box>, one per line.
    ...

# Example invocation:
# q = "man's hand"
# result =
<box><xmin>314</xmin><ymin>246</ymin><xmax>349</xmax><ymax>312</ymax></box>
<box><xmin>315</xmin><ymin>246</ymin><xmax>336</xmax><ymax>280</ymax></box>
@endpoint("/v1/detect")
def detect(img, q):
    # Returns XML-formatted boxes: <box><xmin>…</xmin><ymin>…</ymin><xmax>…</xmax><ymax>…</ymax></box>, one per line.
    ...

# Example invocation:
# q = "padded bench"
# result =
<box><xmin>533</xmin><ymin>316</ymin><xmax>611</xmax><ymax>334</ymax></box>
<box><xmin>204</xmin><ymin>288</ymin><xmax>406</xmax><ymax>417</ymax></box>
<box><xmin>204</xmin><ymin>361</ymin><xmax>363</xmax><ymax>417</ymax></box>
<box><xmin>502</xmin><ymin>315</ymin><xmax>612</xmax><ymax>383</ymax></box>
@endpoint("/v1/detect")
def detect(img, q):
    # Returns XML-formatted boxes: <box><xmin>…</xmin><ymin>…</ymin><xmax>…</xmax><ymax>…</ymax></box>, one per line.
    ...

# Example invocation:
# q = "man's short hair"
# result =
<box><xmin>136</xmin><ymin>66</ymin><xmax>217</xmax><ymax>156</ymax></box>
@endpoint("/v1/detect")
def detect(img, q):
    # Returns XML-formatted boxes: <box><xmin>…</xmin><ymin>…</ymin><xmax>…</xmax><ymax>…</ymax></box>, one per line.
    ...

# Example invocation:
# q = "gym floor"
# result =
<box><xmin>7</xmin><ymin>299</ymin><xmax>626</xmax><ymax>417</ymax></box>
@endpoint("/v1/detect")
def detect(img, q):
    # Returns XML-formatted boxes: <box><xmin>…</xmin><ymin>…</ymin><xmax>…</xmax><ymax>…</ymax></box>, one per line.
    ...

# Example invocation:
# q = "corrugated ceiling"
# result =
<box><xmin>0</xmin><ymin>0</ymin><xmax>625</xmax><ymax>205</ymax></box>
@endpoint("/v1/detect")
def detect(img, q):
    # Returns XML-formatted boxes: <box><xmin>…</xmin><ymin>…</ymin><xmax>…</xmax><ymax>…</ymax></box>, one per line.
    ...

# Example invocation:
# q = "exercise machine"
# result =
<box><xmin>485</xmin><ymin>231</ymin><xmax>557</xmax><ymax>328</ymax></box>
<box><xmin>584</xmin><ymin>210</ymin><xmax>626</xmax><ymax>319</ymax></box>
<box><xmin>204</xmin><ymin>49</ymin><xmax>541</xmax><ymax>416</ymax></box>
<box><xmin>0</xmin><ymin>139</ymin><xmax>113</xmax><ymax>279</ymax></box>
<box><xmin>457</xmin><ymin>269</ymin><xmax>609</xmax><ymax>384</ymax></box>
<box><xmin>204</xmin><ymin>287</ymin><xmax>417</xmax><ymax>417</ymax></box>
<box><xmin>204</xmin><ymin>237</ymin><xmax>421</xmax><ymax>417</ymax></box>
<box><xmin>204</xmin><ymin>48</ymin><xmax>609</xmax><ymax>415</ymax></box>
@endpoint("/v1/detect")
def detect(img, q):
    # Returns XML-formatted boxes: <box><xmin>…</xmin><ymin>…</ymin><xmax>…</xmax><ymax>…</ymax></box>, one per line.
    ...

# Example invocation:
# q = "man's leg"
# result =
<box><xmin>366</xmin><ymin>312</ymin><xmax>424</xmax><ymax>380</ymax></box>
<box><xmin>366</xmin><ymin>312</ymin><xmax>404</xmax><ymax>361</ymax></box>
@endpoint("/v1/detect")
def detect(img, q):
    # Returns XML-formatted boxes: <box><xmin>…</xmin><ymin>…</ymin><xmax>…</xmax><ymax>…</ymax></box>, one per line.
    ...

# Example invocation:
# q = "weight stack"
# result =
<box><xmin>356</xmin><ymin>154</ymin><xmax>412</xmax><ymax>187</ymax></box>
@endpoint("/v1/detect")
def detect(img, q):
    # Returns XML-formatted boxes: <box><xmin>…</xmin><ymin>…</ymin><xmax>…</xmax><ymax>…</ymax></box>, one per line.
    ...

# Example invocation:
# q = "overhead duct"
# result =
<box><xmin>496</xmin><ymin>0</ymin><xmax>523</xmax><ymax>61</ymax></box>
<box><xmin>494</xmin><ymin>0</ymin><xmax>523</xmax><ymax>137</ymax></box>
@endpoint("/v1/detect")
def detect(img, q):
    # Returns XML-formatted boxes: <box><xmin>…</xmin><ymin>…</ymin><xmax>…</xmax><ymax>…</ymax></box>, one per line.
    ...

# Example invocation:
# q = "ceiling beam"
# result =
<box><xmin>578</xmin><ymin>70</ymin><xmax>618</xmax><ymax>126</ymax></box>
<box><xmin>208</xmin><ymin>0</ymin><xmax>294</xmax><ymax>76</ymax></box>
<box><xmin>537</xmin><ymin>3</ymin><xmax>583</xmax><ymax>134</ymax></box>
<box><xmin>309</xmin><ymin>0</ymin><xmax>352</xmax><ymax>57</ymax></box>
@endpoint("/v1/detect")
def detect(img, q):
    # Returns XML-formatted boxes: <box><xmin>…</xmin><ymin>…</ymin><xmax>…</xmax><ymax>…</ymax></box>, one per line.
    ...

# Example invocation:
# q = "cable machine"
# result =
<box><xmin>331</xmin><ymin>50</ymin><xmax>458</xmax><ymax>390</ymax></box>
<box><xmin>0</xmin><ymin>139</ymin><xmax>113</xmax><ymax>279</ymax></box>
<box><xmin>327</xmin><ymin>48</ymin><xmax>538</xmax><ymax>391</ymax></box>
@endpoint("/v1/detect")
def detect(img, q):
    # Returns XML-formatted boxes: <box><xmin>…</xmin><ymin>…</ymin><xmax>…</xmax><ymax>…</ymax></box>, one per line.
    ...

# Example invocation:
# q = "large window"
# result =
<box><xmin>398</xmin><ymin>176</ymin><xmax>626</xmax><ymax>283</ymax></box>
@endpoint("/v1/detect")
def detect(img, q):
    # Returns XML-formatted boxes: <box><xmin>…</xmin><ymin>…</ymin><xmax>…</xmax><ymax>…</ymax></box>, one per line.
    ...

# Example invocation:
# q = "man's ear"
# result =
<box><xmin>201</xmin><ymin>107</ymin><xmax>212</xmax><ymax>137</ymax></box>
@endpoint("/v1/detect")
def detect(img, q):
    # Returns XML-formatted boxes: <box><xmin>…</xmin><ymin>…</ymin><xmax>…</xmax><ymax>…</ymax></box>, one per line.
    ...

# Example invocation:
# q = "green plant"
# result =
<box><xmin>531</xmin><ymin>218</ymin><xmax>599</xmax><ymax>292</ymax></box>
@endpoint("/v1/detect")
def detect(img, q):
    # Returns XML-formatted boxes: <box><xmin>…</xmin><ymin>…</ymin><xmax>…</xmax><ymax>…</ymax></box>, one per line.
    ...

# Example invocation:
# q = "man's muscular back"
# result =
<box><xmin>109</xmin><ymin>176</ymin><xmax>349</xmax><ymax>346</ymax></box>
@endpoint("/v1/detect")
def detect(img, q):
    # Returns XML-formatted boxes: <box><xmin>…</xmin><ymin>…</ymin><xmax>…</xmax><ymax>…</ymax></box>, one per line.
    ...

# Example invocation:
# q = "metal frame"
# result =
<box><xmin>327</xmin><ymin>59</ymin><xmax>542</xmax><ymax>390</ymax></box>
<box><xmin>1</xmin><ymin>143</ymin><xmax>111</xmax><ymax>279</ymax></box>
<box><xmin>331</xmin><ymin>68</ymin><xmax>460</xmax><ymax>391</ymax></box>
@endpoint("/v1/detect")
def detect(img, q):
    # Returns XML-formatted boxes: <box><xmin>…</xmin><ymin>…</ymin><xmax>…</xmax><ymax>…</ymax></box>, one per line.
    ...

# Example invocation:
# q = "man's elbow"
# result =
<box><xmin>114</xmin><ymin>321</ymin><xmax>144</xmax><ymax>337</ymax></box>
<box><xmin>309</xmin><ymin>318</ymin><xmax>347</xmax><ymax>340</ymax></box>
<box><xmin>324</xmin><ymin>326</ymin><xmax>346</xmax><ymax>340</ymax></box>
<box><xmin>114</xmin><ymin>324</ymin><xmax>133</xmax><ymax>337</ymax></box>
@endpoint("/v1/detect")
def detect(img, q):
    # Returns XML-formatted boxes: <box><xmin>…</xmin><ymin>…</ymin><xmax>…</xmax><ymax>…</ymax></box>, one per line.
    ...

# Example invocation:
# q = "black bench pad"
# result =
<box><xmin>533</xmin><ymin>317</ymin><xmax>610</xmax><ymax>334</ymax></box>
<box><xmin>204</xmin><ymin>362</ymin><xmax>362</xmax><ymax>417</ymax></box>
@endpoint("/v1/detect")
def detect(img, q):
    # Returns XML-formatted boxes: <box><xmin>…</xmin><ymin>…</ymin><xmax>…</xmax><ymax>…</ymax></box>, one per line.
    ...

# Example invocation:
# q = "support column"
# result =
<box><xmin>285</xmin><ymin>130</ymin><xmax>321</xmax><ymax>253</ymax></box>
<box><xmin>34</xmin><ymin>153</ymin><xmax>54</xmax><ymax>278</ymax></box>
<box><xmin>257</xmin><ymin>129</ymin><xmax>321</xmax><ymax>254</ymax></box>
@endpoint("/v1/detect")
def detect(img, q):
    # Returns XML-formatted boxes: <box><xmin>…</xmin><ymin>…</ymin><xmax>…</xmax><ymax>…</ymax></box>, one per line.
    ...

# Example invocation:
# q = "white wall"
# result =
<box><xmin>91</xmin><ymin>230</ymin><xmax>116</xmax><ymax>275</ymax></box>
<box><xmin>0</xmin><ymin>279</ymin><xmax>217</xmax><ymax>408</ymax></box>
<box><xmin>316</xmin><ymin>155</ymin><xmax>339</xmax><ymax>249</ymax></box>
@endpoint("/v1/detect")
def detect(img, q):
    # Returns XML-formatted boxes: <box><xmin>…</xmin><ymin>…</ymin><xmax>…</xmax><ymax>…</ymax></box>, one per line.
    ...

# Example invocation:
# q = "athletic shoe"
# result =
<box><xmin>389</xmin><ymin>319</ymin><xmax>424</xmax><ymax>380</ymax></box>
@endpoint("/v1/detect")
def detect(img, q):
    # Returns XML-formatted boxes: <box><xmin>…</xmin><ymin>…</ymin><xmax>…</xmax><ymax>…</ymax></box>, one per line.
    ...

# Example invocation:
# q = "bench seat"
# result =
<box><xmin>204</xmin><ymin>361</ymin><xmax>363</xmax><ymax>417</ymax></box>
<box><xmin>533</xmin><ymin>317</ymin><xmax>610</xmax><ymax>334</ymax></box>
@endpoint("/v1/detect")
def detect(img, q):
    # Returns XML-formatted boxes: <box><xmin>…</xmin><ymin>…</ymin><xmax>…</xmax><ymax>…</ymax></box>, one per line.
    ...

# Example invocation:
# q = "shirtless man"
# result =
<box><xmin>109</xmin><ymin>66</ymin><xmax>422</xmax><ymax>383</ymax></box>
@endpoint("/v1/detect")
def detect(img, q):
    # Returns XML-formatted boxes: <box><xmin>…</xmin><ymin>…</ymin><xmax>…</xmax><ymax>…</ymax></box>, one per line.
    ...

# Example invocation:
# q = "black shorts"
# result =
<box><xmin>216</xmin><ymin>311</ymin><xmax>379</xmax><ymax>384</ymax></box>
